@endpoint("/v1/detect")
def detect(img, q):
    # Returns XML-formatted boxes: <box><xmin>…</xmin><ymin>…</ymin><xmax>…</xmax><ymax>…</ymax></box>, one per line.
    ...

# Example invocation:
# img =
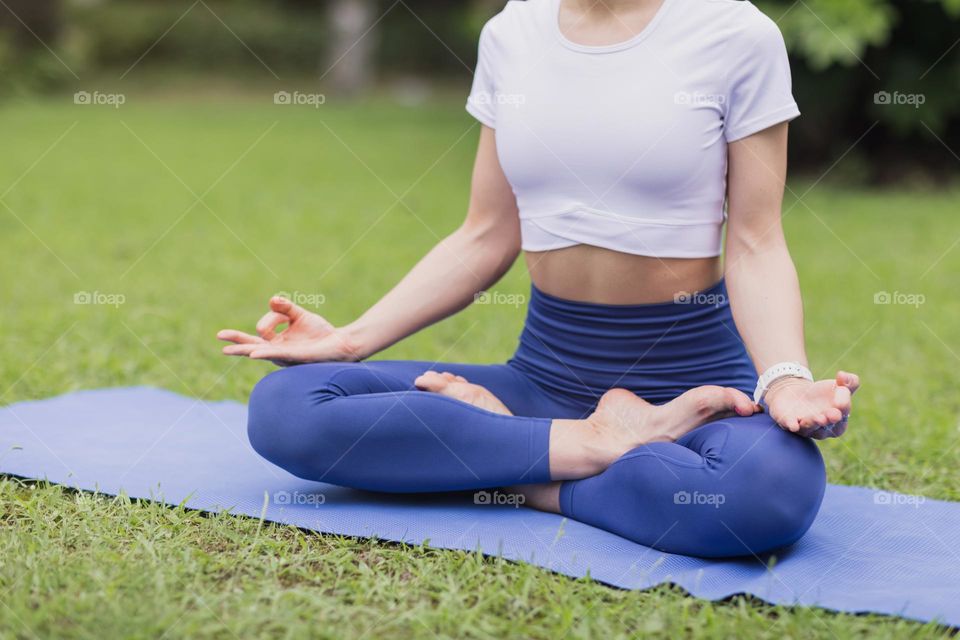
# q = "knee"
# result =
<box><xmin>717</xmin><ymin>416</ymin><xmax>826</xmax><ymax>554</ymax></box>
<box><xmin>246</xmin><ymin>365</ymin><xmax>343</xmax><ymax>477</ymax></box>
<box><xmin>247</xmin><ymin>367</ymin><xmax>303</xmax><ymax>464</ymax></box>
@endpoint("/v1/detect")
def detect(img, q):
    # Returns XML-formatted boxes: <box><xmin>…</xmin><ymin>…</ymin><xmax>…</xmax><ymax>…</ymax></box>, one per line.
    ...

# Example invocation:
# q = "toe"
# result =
<box><xmin>726</xmin><ymin>388</ymin><xmax>758</xmax><ymax>416</ymax></box>
<box><xmin>414</xmin><ymin>371</ymin><xmax>448</xmax><ymax>392</ymax></box>
<box><xmin>599</xmin><ymin>388</ymin><xmax>646</xmax><ymax>410</ymax></box>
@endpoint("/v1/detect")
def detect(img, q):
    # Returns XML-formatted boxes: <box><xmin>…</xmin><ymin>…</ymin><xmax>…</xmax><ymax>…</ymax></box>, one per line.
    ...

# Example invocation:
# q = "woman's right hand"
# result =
<box><xmin>217</xmin><ymin>296</ymin><xmax>362</xmax><ymax>365</ymax></box>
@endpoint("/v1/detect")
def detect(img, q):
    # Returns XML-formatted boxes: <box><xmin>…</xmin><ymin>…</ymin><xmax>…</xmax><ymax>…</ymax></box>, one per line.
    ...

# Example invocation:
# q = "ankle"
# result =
<box><xmin>576</xmin><ymin>416</ymin><xmax>625</xmax><ymax>470</ymax></box>
<box><xmin>549</xmin><ymin>418</ymin><xmax>619</xmax><ymax>480</ymax></box>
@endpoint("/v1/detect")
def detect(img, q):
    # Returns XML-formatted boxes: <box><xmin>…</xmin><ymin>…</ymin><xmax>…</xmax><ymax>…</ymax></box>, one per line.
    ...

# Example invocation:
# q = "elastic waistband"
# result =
<box><xmin>509</xmin><ymin>279</ymin><xmax>756</xmax><ymax>406</ymax></box>
<box><xmin>527</xmin><ymin>278</ymin><xmax>730</xmax><ymax>320</ymax></box>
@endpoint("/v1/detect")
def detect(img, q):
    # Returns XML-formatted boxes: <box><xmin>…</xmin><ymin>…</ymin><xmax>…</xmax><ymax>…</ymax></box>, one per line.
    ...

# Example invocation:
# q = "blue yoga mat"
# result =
<box><xmin>1</xmin><ymin>387</ymin><xmax>957</xmax><ymax>626</ymax></box>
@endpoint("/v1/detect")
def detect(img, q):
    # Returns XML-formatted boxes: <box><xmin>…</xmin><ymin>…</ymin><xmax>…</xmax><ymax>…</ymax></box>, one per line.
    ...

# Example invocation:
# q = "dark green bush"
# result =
<box><xmin>69</xmin><ymin>0</ymin><xmax>328</xmax><ymax>75</ymax></box>
<box><xmin>764</xmin><ymin>0</ymin><xmax>960</xmax><ymax>179</ymax></box>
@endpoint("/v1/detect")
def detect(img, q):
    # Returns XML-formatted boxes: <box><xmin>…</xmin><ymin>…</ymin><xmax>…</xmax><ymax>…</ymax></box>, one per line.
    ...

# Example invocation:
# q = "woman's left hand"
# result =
<box><xmin>764</xmin><ymin>371</ymin><xmax>860</xmax><ymax>439</ymax></box>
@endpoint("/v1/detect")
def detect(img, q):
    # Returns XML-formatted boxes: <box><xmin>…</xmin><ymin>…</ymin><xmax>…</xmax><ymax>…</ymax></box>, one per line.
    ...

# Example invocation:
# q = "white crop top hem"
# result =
<box><xmin>522</xmin><ymin>208</ymin><xmax>724</xmax><ymax>258</ymax></box>
<box><xmin>465</xmin><ymin>0</ymin><xmax>801</xmax><ymax>259</ymax></box>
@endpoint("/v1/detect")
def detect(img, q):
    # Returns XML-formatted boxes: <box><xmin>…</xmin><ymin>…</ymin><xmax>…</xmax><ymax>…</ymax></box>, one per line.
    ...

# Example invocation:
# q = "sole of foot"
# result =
<box><xmin>588</xmin><ymin>385</ymin><xmax>759</xmax><ymax>450</ymax></box>
<box><xmin>414</xmin><ymin>371</ymin><xmax>513</xmax><ymax>416</ymax></box>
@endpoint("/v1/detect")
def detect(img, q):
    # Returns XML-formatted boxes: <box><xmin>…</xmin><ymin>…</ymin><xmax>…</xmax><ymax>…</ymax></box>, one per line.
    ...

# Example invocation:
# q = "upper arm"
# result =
<box><xmin>722</xmin><ymin>8</ymin><xmax>798</xmax><ymax>256</ymax></box>
<box><xmin>462</xmin><ymin>125</ymin><xmax>521</xmax><ymax>253</ymax></box>
<box><xmin>725</xmin><ymin>122</ymin><xmax>790</xmax><ymax>254</ymax></box>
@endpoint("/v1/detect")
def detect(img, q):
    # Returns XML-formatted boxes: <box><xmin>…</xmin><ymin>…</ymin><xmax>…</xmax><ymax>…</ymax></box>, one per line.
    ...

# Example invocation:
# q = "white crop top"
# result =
<box><xmin>466</xmin><ymin>0</ymin><xmax>800</xmax><ymax>258</ymax></box>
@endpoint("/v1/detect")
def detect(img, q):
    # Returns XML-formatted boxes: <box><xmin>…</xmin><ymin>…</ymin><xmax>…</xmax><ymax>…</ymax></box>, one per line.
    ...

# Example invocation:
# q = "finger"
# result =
<box><xmin>813</xmin><ymin>413</ymin><xmax>830</xmax><ymax>427</ymax></box>
<box><xmin>222</xmin><ymin>343</ymin><xmax>261</xmax><ymax>356</ymax></box>
<box><xmin>249</xmin><ymin>343</ymin><xmax>315</xmax><ymax>363</ymax></box>
<box><xmin>833</xmin><ymin>385</ymin><xmax>852</xmax><ymax>416</ymax></box>
<box><xmin>777</xmin><ymin>413</ymin><xmax>800</xmax><ymax>433</ymax></box>
<box><xmin>217</xmin><ymin>330</ymin><xmax>265</xmax><ymax>345</ymax></box>
<box><xmin>795</xmin><ymin>425</ymin><xmax>812</xmax><ymax>438</ymax></box>
<box><xmin>836</xmin><ymin>371</ymin><xmax>861</xmax><ymax>395</ymax></box>
<box><xmin>816</xmin><ymin>415</ymin><xmax>850</xmax><ymax>439</ymax></box>
<box><xmin>270</xmin><ymin>296</ymin><xmax>308</xmax><ymax>321</ymax></box>
<box><xmin>825</xmin><ymin>407</ymin><xmax>844</xmax><ymax>424</ymax></box>
<box><xmin>256</xmin><ymin>311</ymin><xmax>290</xmax><ymax>340</ymax></box>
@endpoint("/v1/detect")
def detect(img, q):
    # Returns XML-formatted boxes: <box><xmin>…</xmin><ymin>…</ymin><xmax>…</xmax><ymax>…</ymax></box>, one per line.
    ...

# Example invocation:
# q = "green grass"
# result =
<box><xmin>1</xmin><ymin>87</ymin><xmax>959</xmax><ymax>638</ymax></box>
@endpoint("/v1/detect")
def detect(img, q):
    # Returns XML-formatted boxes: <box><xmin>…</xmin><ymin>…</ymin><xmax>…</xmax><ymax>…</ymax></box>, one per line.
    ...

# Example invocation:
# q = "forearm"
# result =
<box><xmin>720</xmin><ymin>125</ymin><xmax>855</xmax><ymax>436</ymax></box>
<box><xmin>342</xmin><ymin>224</ymin><xmax>519</xmax><ymax>359</ymax></box>
<box><xmin>724</xmin><ymin>235</ymin><xmax>808</xmax><ymax>375</ymax></box>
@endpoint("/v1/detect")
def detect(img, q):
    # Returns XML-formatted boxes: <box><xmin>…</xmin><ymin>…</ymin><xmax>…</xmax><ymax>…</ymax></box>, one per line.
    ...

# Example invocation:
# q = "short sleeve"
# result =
<box><xmin>466</xmin><ymin>23</ymin><xmax>499</xmax><ymax>128</ymax></box>
<box><xmin>723</xmin><ymin>14</ymin><xmax>800</xmax><ymax>142</ymax></box>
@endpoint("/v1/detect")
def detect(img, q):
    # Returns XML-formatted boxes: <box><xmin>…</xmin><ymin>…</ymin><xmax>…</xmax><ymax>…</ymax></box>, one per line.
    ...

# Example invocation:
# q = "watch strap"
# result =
<box><xmin>753</xmin><ymin>362</ymin><xmax>814</xmax><ymax>404</ymax></box>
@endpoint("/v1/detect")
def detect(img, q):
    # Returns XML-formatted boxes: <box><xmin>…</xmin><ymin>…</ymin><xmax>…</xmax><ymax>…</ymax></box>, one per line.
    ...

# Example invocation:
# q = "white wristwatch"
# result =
<box><xmin>753</xmin><ymin>362</ymin><xmax>813</xmax><ymax>405</ymax></box>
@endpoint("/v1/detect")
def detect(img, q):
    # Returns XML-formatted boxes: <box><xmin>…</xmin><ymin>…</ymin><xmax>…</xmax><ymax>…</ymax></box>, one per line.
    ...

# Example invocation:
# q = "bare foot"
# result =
<box><xmin>513</xmin><ymin>387</ymin><xmax>757</xmax><ymax>510</ymax></box>
<box><xmin>414</xmin><ymin>371</ymin><xmax>513</xmax><ymax>416</ymax></box>
<box><xmin>589</xmin><ymin>385</ymin><xmax>759</xmax><ymax>448</ymax></box>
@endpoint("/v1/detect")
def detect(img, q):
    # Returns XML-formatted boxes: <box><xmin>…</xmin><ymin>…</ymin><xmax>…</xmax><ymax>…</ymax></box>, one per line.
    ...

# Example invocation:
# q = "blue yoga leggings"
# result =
<box><xmin>247</xmin><ymin>281</ymin><xmax>826</xmax><ymax>558</ymax></box>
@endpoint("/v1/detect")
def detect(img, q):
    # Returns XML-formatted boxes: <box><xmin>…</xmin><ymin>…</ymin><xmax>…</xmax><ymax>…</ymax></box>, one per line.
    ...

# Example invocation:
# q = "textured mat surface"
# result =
<box><xmin>1</xmin><ymin>387</ymin><xmax>957</xmax><ymax>626</ymax></box>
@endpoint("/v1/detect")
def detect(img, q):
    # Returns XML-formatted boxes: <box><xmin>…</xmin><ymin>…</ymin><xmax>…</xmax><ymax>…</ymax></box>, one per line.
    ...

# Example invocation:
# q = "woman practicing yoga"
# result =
<box><xmin>218</xmin><ymin>0</ymin><xmax>860</xmax><ymax>558</ymax></box>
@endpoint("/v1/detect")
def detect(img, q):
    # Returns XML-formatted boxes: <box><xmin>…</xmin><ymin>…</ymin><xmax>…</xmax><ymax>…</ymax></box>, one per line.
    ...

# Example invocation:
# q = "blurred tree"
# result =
<box><xmin>0</xmin><ymin>0</ymin><xmax>63</xmax><ymax>50</ymax></box>
<box><xmin>328</xmin><ymin>0</ymin><xmax>376</xmax><ymax>95</ymax></box>
<box><xmin>0</xmin><ymin>0</ymin><xmax>75</xmax><ymax>94</ymax></box>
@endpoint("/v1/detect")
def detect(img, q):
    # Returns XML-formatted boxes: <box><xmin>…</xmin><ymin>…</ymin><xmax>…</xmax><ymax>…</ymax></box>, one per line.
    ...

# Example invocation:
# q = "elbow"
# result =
<box><xmin>725</xmin><ymin>226</ymin><xmax>789</xmax><ymax>270</ymax></box>
<box><xmin>459</xmin><ymin>216</ymin><xmax>522</xmax><ymax>265</ymax></box>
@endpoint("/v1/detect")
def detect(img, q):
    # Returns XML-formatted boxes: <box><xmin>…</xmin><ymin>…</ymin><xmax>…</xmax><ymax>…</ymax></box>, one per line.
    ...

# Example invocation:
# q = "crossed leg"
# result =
<box><xmin>248</xmin><ymin>361</ymin><xmax>825</xmax><ymax>557</ymax></box>
<box><xmin>413</xmin><ymin>369</ymin><xmax>760</xmax><ymax>486</ymax></box>
<box><xmin>413</xmin><ymin>370</ymin><xmax>826</xmax><ymax>557</ymax></box>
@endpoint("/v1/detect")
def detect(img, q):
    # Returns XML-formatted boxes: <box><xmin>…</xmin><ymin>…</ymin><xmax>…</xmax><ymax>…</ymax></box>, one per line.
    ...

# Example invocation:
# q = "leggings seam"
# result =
<box><xmin>322</xmin><ymin>367</ymin><xmax>409</xmax><ymax>398</ymax></box>
<box><xmin>560</xmin><ymin>480</ymin><xmax>576</xmax><ymax>516</ymax></box>
<box><xmin>606</xmin><ymin>424</ymin><xmax>733</xmax><ymax>472</ymax></box>
<box><xmin>606</xmin><ymin>450</ymin><xmax>707</xmax><ymax>471</ymax></box>
<box><xmin>320</xmin><ymin>387</ymin><xmax>540</xmax><ymax>423</ymax></box>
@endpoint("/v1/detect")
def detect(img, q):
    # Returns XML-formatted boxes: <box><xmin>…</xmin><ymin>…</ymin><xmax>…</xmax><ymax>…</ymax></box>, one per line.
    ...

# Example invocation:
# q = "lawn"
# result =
<box><xmin>1</xmin><ymin>86</ymin><xmax>959</xmax><ymax>638</ymax></box>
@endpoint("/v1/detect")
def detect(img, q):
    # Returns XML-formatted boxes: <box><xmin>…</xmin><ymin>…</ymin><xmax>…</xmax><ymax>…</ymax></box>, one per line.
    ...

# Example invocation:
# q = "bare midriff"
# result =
<box><xmin>524</xmin><ymin>245</ymin><xmax>723</xmax><ymax>305</ymax></box>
